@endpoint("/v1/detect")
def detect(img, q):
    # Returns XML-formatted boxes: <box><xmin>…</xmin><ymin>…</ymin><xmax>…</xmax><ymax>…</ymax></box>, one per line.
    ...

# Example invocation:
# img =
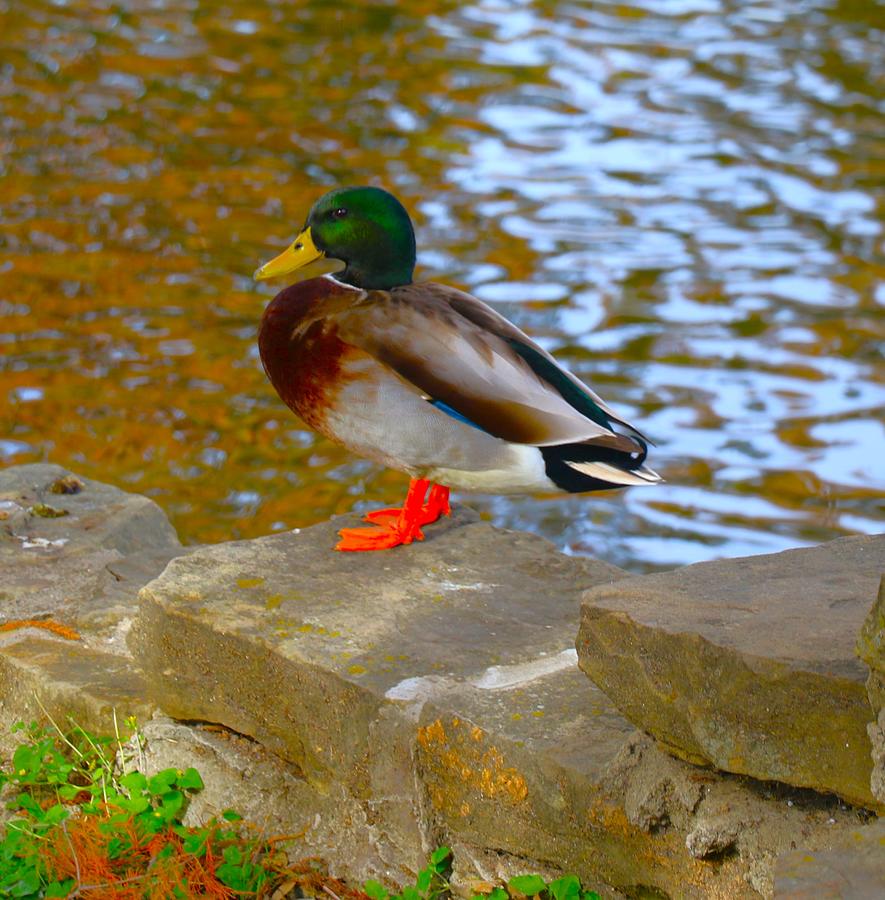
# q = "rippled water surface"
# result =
<box><xmin>2</xmin><ymin>0</ymin><xmax>883</xmax><ymax>571</ymax></box>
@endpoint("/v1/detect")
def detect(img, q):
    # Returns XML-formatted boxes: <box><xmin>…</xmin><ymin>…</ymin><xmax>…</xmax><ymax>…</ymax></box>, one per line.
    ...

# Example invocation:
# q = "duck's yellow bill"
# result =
<box><xmin>254</xmin><ymin>227</ymin><xmax>324</xmax><ymax>280</ymax></box>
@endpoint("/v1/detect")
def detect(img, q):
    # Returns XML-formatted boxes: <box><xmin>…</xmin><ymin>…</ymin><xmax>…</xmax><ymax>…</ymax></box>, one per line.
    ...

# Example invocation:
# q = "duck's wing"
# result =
<box><xmin>335</xmin><ymin>282</ymin><xmax>648</xmax><ymax>451</ymax></box>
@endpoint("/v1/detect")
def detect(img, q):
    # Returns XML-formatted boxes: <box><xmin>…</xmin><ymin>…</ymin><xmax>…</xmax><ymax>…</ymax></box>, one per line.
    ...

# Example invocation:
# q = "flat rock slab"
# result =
<box><xmin>131</xmin><ymin>514</ymin><xmax>864</xmax><ymax>897</ymax></box>
<box><xmin>577</xmin><ymin>534</ymin><xmax>885</xmax><ymax>809</ymax></box>
<box><xmin>0</xmin><ymin>637</ymin><xmax>154</xmax><ymax>755</ymax></box>
<box><xmin>130</xmin><ymin>510</ymin><xmax>626</xmax><ymax>788</ymax></box>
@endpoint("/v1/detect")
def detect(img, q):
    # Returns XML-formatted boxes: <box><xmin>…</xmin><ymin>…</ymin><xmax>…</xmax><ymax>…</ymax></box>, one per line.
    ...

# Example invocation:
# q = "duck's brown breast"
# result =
<box><xmin>258</xmin><ymin>277</ymin><xmax>365</xmax><ymax>433</ymax></box>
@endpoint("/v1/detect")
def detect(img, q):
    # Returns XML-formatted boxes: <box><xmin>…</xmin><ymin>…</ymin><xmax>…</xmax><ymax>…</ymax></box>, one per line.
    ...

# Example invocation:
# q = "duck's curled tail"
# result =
<box><xmin>540</xmin><ymin>434</ymin><xmax>662</xmax><ymax>493</ymax></box>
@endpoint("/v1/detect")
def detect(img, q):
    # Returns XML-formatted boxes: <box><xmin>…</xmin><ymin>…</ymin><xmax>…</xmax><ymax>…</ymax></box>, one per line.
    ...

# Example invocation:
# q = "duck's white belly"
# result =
<box><xmin>426</xmin><ymin>445</ymin><xmax>555</xmax><ymax>494</ymax></box>
<box><xmin>321</xmin><ymin>356</ymin><xmax>558</xmax><ymax>494</ymax></box>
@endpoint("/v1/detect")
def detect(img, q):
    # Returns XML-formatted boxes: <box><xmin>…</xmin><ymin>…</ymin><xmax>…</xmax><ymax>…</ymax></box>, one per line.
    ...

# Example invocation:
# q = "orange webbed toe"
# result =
<box><xmin>336</xmin><ymin>521</ymin><xmax>425</xmax><ymax>552</ymax></box>
<box><xmin>361</xmin><ymin>507</ymin><xmax>402</xmax><ymax>526</ymax></box>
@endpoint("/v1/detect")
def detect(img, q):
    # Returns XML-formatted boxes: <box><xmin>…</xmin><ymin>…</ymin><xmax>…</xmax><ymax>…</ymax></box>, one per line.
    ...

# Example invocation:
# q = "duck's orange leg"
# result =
<box><xmin>362</xmin><ymin>483</ymin><xmax>451</xmax><ymax>528</ymax></box>
<box><xmin>423</xmin><ymin>484</ymin><xmax>451</xmax><ymax>521</ymax></box>
<box><xmin>337</xmin><ymin>478</ymin><xmax>440</xmax><ymax>552</ymax></box>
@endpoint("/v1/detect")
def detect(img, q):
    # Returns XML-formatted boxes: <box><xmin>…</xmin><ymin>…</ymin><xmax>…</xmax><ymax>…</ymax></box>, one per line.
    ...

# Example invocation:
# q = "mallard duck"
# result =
<box><xmin>255</xmin><ymin>186</ymin><xmax>660</xmax><ymax>551</ymax></box>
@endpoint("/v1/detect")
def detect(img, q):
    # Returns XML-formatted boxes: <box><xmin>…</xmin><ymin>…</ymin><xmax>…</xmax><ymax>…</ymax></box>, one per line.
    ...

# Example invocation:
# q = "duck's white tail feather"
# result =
<box><xmin>565</xmin><ymin>460</ymin><xmax>662</xmax><ymax>486</ymax></box>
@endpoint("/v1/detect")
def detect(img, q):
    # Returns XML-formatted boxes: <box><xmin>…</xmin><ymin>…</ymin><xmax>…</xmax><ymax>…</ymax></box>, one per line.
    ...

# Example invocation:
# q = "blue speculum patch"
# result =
<box><xmin>430</xmin><ymin>398</ymin><xmax>486</xmax><ymax>433</ymax></box>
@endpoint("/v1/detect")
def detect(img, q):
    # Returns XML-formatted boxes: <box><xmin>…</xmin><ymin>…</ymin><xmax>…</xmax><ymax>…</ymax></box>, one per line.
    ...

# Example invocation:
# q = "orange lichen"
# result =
<box><xmin>476</xmin><ymin>746</ymin><xmax>528</xmax><ymax>803</ymax></box>
<box><xmin>417</xmin><ymin>718</ymin><xmax>447</xmax><ymax>748</ymax></box>
<box><xmin>0</xmin><ymin>619</ymin><xmax>80</xmax><ymax>640</ymax></box>
<box><xmin>418</xmin><ymin>717</ymin><xmax>528</xmax><ymax>805</ymax></box>
<box><xmin>586</xmin><ymin>797</ymin><xmax>639</xmax><ymax>838</ymax></box>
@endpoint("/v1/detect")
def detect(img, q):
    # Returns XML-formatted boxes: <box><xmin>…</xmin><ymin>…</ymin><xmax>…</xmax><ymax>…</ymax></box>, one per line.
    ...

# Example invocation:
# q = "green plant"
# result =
<box><xmin>364</xmin><ymin>846</ymin><xmax>452</xmax><ymax>900</ymax></box>
<box><xmin>0</xmin><ymin>719</ymin><xmax>119</xmax><ymax>898</ymax></box>
<box><xmin>504</xmin><ymin>874</ymin><xmax>600</xmax><ymax>900</ymax></box>
<box><xmin>363</xmin><ymin>848</ymin><xmax>601</xmax><ymax>900</ymax></box>
<box><xmin>0</xmin><ymin>718</ymin><xmax>285</xmax><ymax>898</ymax></box>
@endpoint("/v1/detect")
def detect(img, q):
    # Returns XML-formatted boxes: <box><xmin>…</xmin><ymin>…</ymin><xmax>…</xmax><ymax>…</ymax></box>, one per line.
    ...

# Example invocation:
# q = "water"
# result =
<box><xmin>1</xmin><ymin>0</ymin><xmax>883</xmax><ymax>572</ymax></box>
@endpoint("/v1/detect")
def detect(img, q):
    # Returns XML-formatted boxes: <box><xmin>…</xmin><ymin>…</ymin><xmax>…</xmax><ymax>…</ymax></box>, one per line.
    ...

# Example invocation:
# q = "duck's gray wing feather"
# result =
<box><xmin>334</xmin><ymin>282</ymin><xmax>643</xmax><ymax>452</ymax></box>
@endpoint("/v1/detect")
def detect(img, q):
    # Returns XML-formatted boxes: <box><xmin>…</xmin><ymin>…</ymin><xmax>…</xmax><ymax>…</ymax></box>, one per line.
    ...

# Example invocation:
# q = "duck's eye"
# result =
<box><xmin>331</xmin><ymin>207</ymin><xmax>348</xmax><ymax>219</ymax></box>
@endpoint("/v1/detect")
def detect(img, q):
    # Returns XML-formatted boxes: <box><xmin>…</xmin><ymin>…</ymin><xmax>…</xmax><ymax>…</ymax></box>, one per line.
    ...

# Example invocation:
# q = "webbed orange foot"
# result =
<box><xmin>336</xmin><ymin>520</ymin><xmax>425</xmax><ymax>551</ymax></box>
<box><xmin>336</xmin><ymin>478</ymin><xmax>451</xmax><ymax>552</ymax></box>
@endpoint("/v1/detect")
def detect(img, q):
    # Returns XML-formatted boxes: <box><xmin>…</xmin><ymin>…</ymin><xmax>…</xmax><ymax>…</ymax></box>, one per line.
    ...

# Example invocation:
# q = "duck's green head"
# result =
<box><xmin>254</xmin><ymin>186</ymin><xmax>416</xmax><ymax>290</ymax></box>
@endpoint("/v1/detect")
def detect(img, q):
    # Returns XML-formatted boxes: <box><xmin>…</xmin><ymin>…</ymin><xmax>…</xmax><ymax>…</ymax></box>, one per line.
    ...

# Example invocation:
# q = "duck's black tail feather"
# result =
<box><xmin>541</xmin><ymin>437</ymin><xmax>662</xmax><ymax>494</ymax></box>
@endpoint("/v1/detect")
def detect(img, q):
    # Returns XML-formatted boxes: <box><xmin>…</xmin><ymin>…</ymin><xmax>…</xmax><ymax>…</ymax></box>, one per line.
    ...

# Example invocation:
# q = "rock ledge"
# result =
<box><xmin>576</xmin><ymin>535</ymin><xmax>884</xmax><ymax>809</ymax></box>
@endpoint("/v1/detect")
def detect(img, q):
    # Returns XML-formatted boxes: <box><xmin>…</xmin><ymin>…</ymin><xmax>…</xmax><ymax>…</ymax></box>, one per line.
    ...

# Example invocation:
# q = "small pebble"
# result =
<box><xmin>29</xmin><ymin>503</ymin><xmax>69</xmax><ymax>518</ymax></box>
<box><xmin>50</xmin><ymin>474</ymin><xmax>84</xmax><ymax>494</ymax></box>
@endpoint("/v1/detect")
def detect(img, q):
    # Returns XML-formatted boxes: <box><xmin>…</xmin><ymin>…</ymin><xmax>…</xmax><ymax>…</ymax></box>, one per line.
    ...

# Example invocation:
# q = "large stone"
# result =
<box><xmin>0</xmin><ymin>463</ymin><xmax>183</xmax><ymax>754</ymax></box>
<box><xmin>773</xmin><ymin>817</ymin><xmax>885</xmax><ymax>898</ymax></box>
<box><xmin>130</xmin><ymin>514</ymin><xmax>865</xmax><ymax>898</ymax></box>
<box><xmin>0</xmin><ymin>463</ymin><xmax>184</xmax><ymax>645</ymax></box>
<box><xmin>130</xmin><ymin>511</ymin><xmax>624</xmax><ymax>786</ymax></box>
<box><xmin>577</xmin><ymin>535</ymin><xmax>885</xmax><ymax>810</ymax></box>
